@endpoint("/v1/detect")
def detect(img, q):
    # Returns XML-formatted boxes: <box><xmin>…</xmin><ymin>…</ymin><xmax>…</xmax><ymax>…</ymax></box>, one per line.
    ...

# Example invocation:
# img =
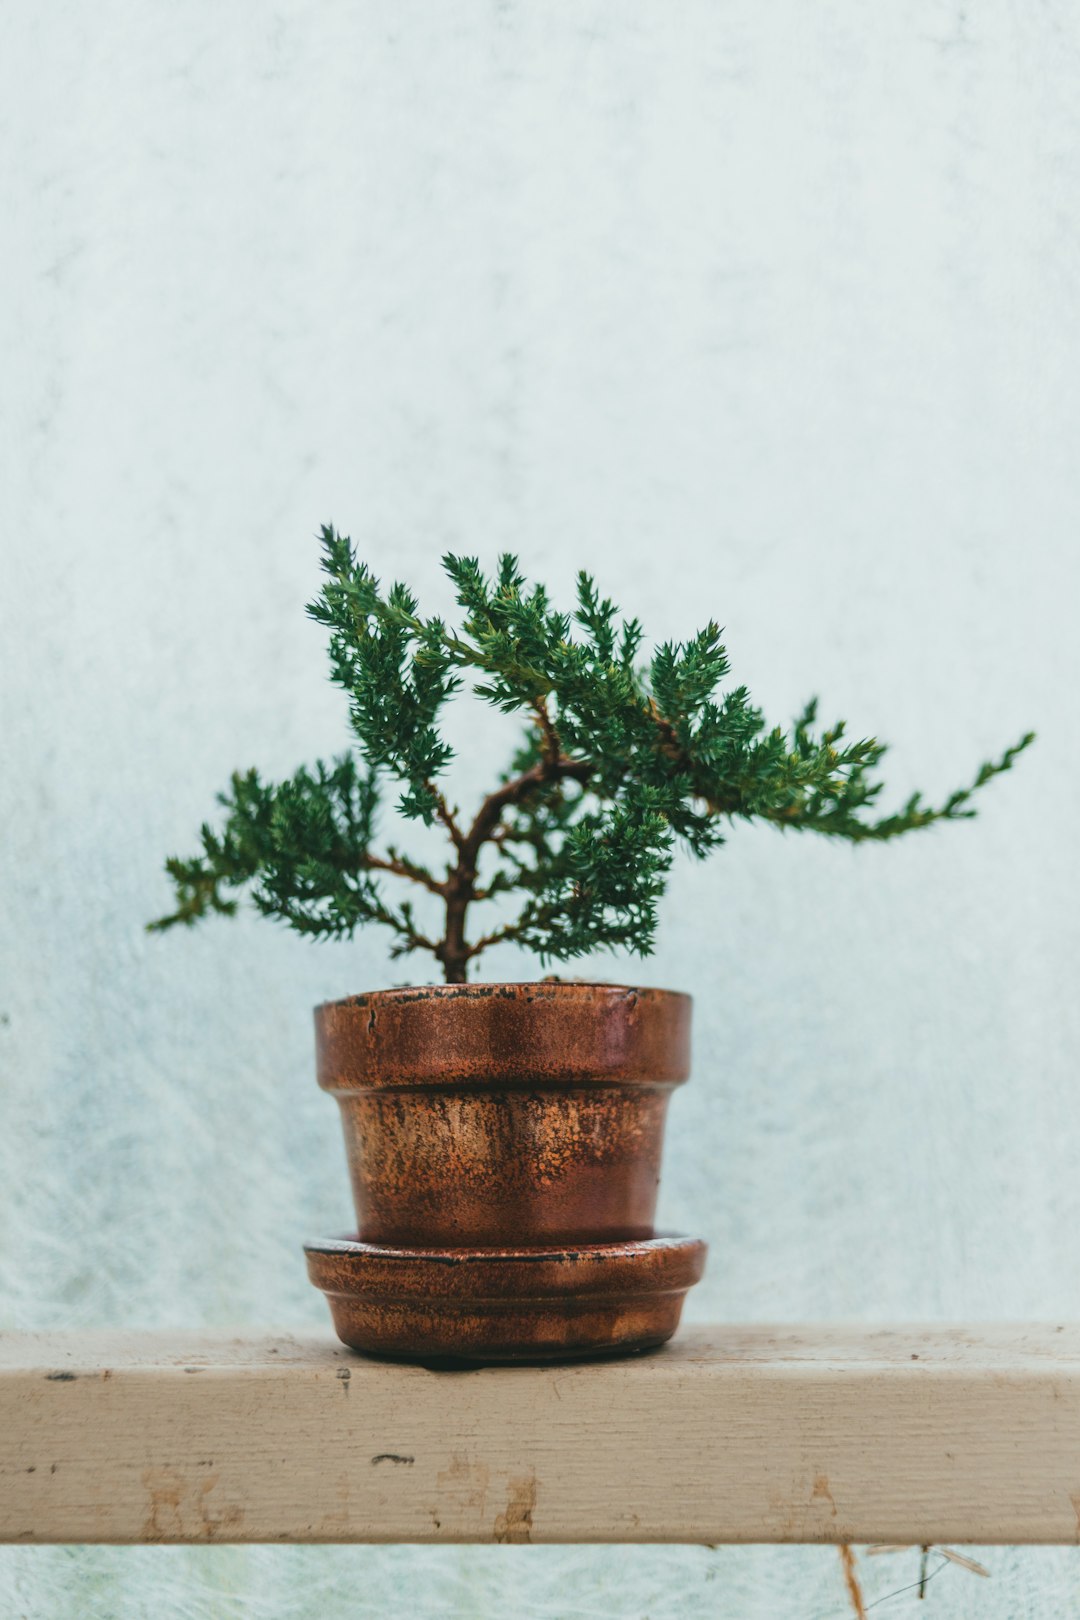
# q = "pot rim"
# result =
<box><xmin>314</xmin><ymin>979</ymin><xmax>692</xmax><ymax>1089</ymax></box>
<box><xmin>316</xmin><ymin>979</ymin><xmax>691</xmax><ymax>1014</ymax></box>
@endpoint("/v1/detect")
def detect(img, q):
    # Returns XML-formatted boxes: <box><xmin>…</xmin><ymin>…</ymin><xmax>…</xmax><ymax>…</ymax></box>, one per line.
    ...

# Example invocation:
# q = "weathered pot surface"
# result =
<box><xmin>304</xmin><ymin>1234</ymin><xmax>707</xmax><ymax>1363</ymax></box>
<box><xmin>314</xmin><ymin>981</ymin><xmax>692</xmax><ymax>1248</ymax></box>
<box><xmin>309</xmin><ymin>981</ymin><xmax>705</xmax><ymax>1361</ymax></box>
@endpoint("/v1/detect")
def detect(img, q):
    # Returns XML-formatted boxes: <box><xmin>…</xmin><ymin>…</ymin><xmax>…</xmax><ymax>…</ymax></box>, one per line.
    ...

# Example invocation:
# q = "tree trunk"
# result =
<box><xmin>439</xmin><ymin>884</ymin><xmax>470</xmax><ymax>983</ymax></box>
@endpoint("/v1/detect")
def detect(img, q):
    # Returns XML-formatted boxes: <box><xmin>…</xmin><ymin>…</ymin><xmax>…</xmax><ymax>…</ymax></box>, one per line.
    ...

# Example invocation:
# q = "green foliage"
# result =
<box><xmin>514</xmin><ymin>788</ymin><xmax>676</xmax><ymax>963</ymax></box>
<box><xmin>149</xmin><ymin>756</ymin><xmax>440</xmax><ymax>959</ymax></box>
<box><xmin>306</xmin><ymin>528</ymin><xmax>460</xmax><ymax>825</ymax></box>
<box><xmin>152</xmin><ymin>527</ymin><xmax>1034</xmax><ymax>981</ymax></box>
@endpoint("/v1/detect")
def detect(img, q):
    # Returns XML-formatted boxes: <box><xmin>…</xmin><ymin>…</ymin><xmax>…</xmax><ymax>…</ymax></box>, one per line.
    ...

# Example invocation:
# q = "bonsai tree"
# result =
<box><xmin>151</xmin><ymin>528</ymin><xmax>1033</xmax><ymax>983</ymax></box>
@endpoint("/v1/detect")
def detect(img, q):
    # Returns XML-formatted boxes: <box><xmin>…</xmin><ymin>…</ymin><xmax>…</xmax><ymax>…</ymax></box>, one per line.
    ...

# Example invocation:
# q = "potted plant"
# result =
<box><xmin>152</xmin><ymin>528</ymin><xmax>1032</xmax><ymax>1362</ymax></box>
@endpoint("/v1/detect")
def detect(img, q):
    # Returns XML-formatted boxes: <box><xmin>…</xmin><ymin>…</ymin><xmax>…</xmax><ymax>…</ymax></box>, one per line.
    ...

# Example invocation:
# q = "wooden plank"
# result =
<box><xmin>2</xmin><ymin>1326</ymin><xmax>1080</xmax><ymax>1545</ymax></box>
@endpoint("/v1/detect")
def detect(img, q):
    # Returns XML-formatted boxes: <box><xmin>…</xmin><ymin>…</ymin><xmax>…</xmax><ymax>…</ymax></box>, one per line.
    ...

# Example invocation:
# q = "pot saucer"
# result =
<box><xmin>304</xmin><ymin>1233</ymin><xmax>707</xmax><ymax>1364</ymax></box>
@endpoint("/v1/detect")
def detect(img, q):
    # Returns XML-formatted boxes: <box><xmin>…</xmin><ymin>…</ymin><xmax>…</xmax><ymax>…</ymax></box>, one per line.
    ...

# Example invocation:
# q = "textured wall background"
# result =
<box><xmin>2</xmin><ymin>0</ymin><xmax>1078</xmax><ymax>1614</ymax></box>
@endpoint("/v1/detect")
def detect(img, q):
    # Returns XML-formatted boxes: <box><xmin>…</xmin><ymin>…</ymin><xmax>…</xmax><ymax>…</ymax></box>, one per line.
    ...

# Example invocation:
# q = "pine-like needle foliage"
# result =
<box><xmin>151</xmin><ymin>528</ymin><xmax>1034</xmax><ymax>982</ymax></box>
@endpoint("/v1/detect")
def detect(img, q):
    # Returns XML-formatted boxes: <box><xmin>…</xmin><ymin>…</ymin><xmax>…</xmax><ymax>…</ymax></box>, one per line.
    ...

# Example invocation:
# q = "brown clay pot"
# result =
<box><xmin>314</xmin><ymin>981</ymin><xmax>691</xmax><ymax>1247</ymax></box>
<box><xmin>308</xmin><ymin>981</ymin><xmax>705</xmax><ymax>1361</ymax></box>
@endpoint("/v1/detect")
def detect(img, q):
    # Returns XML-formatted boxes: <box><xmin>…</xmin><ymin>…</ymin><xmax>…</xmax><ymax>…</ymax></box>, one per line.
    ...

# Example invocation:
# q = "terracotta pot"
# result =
<box><xmin>314</xmin><ymin>981</ymin><xmax>691</xmax><ymax>1247</ymax></box>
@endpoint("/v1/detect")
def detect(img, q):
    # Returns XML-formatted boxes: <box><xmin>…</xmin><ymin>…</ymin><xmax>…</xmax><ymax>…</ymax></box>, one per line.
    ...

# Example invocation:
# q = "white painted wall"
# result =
<box><xmin>2</xmin><ymin>1</ymin><xmax>1078</xmax><ymax>1613</ymax></box>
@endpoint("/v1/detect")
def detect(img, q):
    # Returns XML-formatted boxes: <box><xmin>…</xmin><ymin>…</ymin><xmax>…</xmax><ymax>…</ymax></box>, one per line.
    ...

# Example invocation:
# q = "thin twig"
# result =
<box><xmin>533</xmin><ymin>696</ymin><xmax>562</xmax><ymax>766</ymax></box>
<box><xmin>427</xmin><ymin>784</ymin><xmax>467</xmax><ymax>855</ymax></box>
<box><xmin>815</xmin><ymin>1553</ymin><xmax>953</xmax><ymax>1619</ymax></box>
<box><xmin>364</xmin><ymin>852</ymin><xmax>447</xmax><ymax>896</ymax></box>
<box><xmin>864</xmin><ymin>1559</ymin><xmax>949</xmax><ymax>1612</ymax></box>
<box><xmin>465</xmin><ymin>923</ymin><xmax>525</xmax><ymax>959</ymax></box>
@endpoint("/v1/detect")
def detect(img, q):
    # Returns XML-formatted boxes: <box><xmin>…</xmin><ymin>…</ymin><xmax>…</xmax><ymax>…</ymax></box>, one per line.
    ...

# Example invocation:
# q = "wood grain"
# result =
<box><xmin>3</xmin><ymin>1326</ymin><xmax>1080</xmax><ymax>1545</ymax></box>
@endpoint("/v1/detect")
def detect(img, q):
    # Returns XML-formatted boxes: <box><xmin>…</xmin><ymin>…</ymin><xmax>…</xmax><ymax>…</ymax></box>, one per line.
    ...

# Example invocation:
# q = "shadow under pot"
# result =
<box><xmin>305</xmin><ymin>981</ymin><xmax>706</xmax><ymax>1362</ymax></box>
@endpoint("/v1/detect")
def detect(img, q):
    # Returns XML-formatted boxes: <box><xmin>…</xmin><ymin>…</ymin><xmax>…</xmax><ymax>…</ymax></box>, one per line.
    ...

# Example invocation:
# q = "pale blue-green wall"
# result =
<box><xmin>2</xmin><ymin>1</ymin><xmax>1078</xmax><ymax>1614</ymax></box>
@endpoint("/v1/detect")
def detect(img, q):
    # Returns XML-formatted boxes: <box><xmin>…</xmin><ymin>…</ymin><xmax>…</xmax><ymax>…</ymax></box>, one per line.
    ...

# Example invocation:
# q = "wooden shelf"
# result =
<box><xmin>3</xmin><ymin>1326</ymin><xmax>1080</xmax><ymax>1545</ymax></box>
